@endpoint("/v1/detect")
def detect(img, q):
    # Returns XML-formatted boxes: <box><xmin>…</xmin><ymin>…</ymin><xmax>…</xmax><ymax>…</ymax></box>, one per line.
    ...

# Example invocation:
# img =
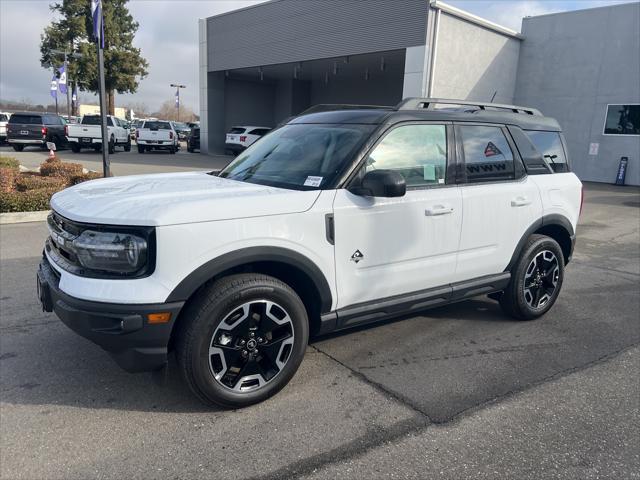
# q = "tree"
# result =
<box><xmin>152</xmin><ymin>98</ymin><xmax>198</xmax><ymax>123</ymax></box>
<box><xmin>40</xmin><ymin>0</ymin><xmax>148</xmax><ymax>115</ymax></box>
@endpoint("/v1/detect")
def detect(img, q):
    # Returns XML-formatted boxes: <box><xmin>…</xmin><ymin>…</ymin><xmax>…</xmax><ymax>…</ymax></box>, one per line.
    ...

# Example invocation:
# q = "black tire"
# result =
<box><xmin>187</xmin><ymin>146</ymin><xmax>194</xmax><ymax>153</ymax></box>
<box><xmin>108</xmin><ymin>137</ymin><xmax>115</xmax><ymax>155</ymax></box>
<box><xmin>500</xmin><ymin>234</ymin><xmax>565</xmax><ymax>320</ymax></box>
<box><xmin>12</xmin><ymin>144</ymin><xmax>24</xmax><ymax>152</ymax></box>
<box><xmin>137</xmin><ymin>145</ymin><xmax>145</xmax><ymax>154</ymax></box>
<box><xmin>176</xmin><ymin>273</ymin><xmax>309</xmax><ymax>408</ymax></box>
<box><xmin>170</xmin><ymin>145</ymin><xmax>176</xmax><ymax>154</ymax></box>
<box><xmin>70</xmin><ymin>143</ymin><xmax>81</xmax><ymax>153</ymax></box>
<box><xmin>124</xmin><ymin>139</ymin><xmax>132</xmax><ymax>152</ymax></box>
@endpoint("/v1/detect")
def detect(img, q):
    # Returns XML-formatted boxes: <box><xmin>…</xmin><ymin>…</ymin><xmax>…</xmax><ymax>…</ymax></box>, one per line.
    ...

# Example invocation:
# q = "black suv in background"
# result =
<box><xmin>7</xmin><ymin>113</ymin><xmax>67</xmax><ymax>151</ymax></box>
<box><xmin>187</xmin><ymin>126</ymin><xmax>200</xmax><ymax>152</ymax></box>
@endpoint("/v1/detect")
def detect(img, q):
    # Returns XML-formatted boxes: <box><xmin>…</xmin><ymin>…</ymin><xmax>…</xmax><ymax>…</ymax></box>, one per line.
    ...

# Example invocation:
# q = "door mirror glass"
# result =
<box><xmin>350</xmin><ymin>169</ymin><xmax>406</xmax><ymax>197</ymax></box>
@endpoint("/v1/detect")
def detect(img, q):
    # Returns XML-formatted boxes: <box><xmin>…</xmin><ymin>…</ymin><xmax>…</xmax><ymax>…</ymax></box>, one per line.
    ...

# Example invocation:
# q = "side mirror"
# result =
<box><xmin>350</xmin><ymin>169</ymin><xmax>406</xmax><ymax>197</ymax></box>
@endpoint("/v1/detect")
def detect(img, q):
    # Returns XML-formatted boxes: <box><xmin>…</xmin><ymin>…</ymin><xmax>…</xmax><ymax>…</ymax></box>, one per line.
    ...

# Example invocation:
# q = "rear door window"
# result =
<box><xmin>459</xmin><ymin>125</ymin><xmax>515</xmax><ymax>182</ymax></box>
<box><xmin>525</xmin><ymin>131</ymin><xmax>569</xmax><ymax>173</ymax></box>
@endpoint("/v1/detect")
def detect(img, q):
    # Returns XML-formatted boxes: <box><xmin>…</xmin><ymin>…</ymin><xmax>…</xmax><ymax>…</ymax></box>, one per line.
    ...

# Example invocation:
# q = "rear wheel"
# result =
<box><xmin>108</xmin><ymin>136</ymin><xmax>115</xmax><ymax>154</ymax></box>
<box><xmin>500</xmin><ymin>234</ymin><xmax>565</xmax><ymax>320</ymax></box>
<box><xmin>12</xmin><ymin>144</ymin><xmax>24</xmax><ymax>152</ymax></box>
<box><xmin>176</xmin><ymin>273</ymin><xmax>309</xmax><ymax>408</ymax></box>
<box><xmin>170</xmin><ymin>145</ymin><xmax>176</xmax><ymax>154</ymax></box>
<box><xmin>137</xmin><ymin>145</ymin><xmax>145</xmax><ymax>154</ymax></box>
<box><xmin>70</xmin><ymin>143</ymin><xmax>80</xmax><ymax>153</ymax></box>
<box><xmin>124</xmin><ymin>138</ymin><xmax>131</xmax><ymax>152</ymax></box>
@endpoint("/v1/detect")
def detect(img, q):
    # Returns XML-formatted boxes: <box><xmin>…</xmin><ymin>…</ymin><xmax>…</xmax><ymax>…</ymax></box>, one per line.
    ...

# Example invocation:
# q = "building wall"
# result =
<box><xmin>515</xmin><ymin>3</ymin><xmax>640</xmax><ymax>185</ymax></box>
<box><xmin>206</xmin><ymin>0</ymin><xmax>428</xmax><ymax>72</ymax></box>
<box><xmin>431</xmin><ymin>12</ymin><xmax>521</xmax><ymax>104</ymax></box>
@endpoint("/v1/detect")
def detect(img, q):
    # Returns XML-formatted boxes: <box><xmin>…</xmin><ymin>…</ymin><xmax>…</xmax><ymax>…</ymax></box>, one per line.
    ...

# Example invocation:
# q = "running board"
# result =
<box><xmin>318</xmin><ymin>273</ymin><xmax>510</xmax><ymax>335</ymax></box>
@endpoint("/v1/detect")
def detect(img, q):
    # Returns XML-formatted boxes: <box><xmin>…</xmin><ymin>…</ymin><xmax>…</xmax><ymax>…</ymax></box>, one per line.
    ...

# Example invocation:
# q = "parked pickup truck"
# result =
<box><xmin>136</xmin><ymin>120</ymin><xmax>179</xmax><ymax>154</ymax></box>
<box><xmin>67</xmin><ymin>115</ymin><xmax>131</xmax><ymax>154</ymax></box>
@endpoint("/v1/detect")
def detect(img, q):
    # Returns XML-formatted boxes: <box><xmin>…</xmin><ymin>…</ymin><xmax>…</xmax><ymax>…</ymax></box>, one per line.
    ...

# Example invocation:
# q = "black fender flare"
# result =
<box><xmin>505</xmin><ymin>214</ymin><xmax>575</xmax><ymax>272</ymax></box>
<box><xmin>165</xmin><ymin>246</ymin><xmax>333</xmax><ymax>313</ymax></box>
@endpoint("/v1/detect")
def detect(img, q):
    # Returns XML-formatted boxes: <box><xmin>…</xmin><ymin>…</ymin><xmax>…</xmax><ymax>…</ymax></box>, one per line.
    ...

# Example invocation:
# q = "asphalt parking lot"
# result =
<box><xmin>1</xmin><ymin>182</ymin><xmax>639</xmax><ymax>479</ymax></box>
<box><xmin>0</xmin><ymin>143</ymin><xmax>231</xmax><ymax>176</ymax></box>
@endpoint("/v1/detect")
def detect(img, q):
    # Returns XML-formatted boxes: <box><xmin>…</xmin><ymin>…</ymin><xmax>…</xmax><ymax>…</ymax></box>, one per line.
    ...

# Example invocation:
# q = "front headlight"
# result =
<box><xmin>73</xmin><ymin>230</ymin><xmax>148</xmax><ymax>274</ymax></box>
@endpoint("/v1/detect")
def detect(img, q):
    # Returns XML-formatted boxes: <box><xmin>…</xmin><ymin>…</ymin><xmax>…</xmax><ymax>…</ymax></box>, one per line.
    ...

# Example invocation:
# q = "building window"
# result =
<box><xmin>603</xmin><ymin>104</ymin><xmax>640</xmax><ymax>135</ymax></box>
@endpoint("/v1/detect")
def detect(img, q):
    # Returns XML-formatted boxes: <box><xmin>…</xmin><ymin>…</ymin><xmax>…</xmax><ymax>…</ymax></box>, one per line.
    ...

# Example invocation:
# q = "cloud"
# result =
<box><xmin>0</xmin><ymin>0</ymin><xmax>265</xmax><ymax>112</ymax></box>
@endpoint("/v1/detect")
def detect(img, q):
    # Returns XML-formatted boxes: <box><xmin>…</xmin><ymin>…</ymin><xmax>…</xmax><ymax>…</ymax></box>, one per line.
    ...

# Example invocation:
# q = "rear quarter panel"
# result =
<box><xmin>530</xmin><ymin>173</ymin><xmax>583</xmax><ymax>232</ymax></box>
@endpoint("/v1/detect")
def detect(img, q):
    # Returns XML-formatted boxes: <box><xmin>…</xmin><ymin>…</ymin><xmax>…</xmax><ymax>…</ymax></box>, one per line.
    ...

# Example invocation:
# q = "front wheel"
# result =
<box><xmin>176</xmin><ymin>274</ymin><xmax>309</xmax><ymax>408</ymax></box>
<box><xmin>124</xmin><ymin>139</ymin><xmax>131</xmax><ymax>152</ymax></box>
<box><xmin>137</xmin><ymin>145</ymin><xmax>145</xmax><ymax>154</ymax></box>
<box><xmin>500</xmin><ymin>234</ymin><xmax>565</xmax><ymax>320</ymax></box>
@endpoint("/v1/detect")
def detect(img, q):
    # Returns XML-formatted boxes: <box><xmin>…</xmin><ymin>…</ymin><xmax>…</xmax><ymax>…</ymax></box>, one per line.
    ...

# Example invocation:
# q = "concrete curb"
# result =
<box><xmin>0</xmin><ymin>210</ymin><xmax>50</xmax><ymax>225</ymax></box>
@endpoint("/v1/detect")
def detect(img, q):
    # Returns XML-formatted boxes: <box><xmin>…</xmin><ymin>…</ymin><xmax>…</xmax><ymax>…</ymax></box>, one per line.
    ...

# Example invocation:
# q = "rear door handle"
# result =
<box><xmin>511</xmin><ymin>196</ymin><xmax>532</xmax><ymax>207</ymax></box>
<box><xmin>425</xmin><ymin>205</ymin><xmax>454</xmax><ymax>216</ymax></box>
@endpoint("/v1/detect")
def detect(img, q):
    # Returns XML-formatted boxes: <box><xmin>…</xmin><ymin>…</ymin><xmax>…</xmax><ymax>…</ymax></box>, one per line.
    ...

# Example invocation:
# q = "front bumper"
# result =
<box><xmin>37</xmin><ymin>256</ymin><xmax>184</xmax><ymax>372</ymax></box>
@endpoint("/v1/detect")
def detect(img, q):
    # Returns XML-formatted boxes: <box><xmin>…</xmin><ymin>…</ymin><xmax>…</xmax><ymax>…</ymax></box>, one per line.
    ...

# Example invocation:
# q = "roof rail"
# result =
<box><xmin>396</xmin><ymin>97</ymin><xmax>542</xmax><ymax>116</ymax></box>
<box><xmin>299</xmin><ymin>104</ymin><xmax>393</xmax><ymax>115</ymax></box>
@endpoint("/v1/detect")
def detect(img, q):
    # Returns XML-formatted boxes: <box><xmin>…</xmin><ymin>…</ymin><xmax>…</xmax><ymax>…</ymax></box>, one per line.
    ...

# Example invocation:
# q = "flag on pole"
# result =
<box><xmin>50</xmin><ymin>74</ymin><xmax>58</xmax><ymax>99</ymax></box>
<box><xmin>91</xmin><ymin>0</ymin><xmax>104</xmax><ymax>49</ymax></box>
<box><xmin>175</xmin><ymin>89</ymin><xmax>179</xmax><ymax>108</ymax></box>
<box><xmin>58</xmin><ymin>65</ymin><xmax>67</xmax><ymax>94</ymax></box>
<box><xmin>72</xmin><ymin>83</ymin><xmax>77</xmax><ymax>103</ymax></box>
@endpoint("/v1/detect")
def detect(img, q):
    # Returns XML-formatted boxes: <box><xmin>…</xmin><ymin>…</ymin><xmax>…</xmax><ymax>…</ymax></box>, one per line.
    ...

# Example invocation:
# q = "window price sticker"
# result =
<box><xmin>303</xmin><ymin>176</ymin><xmax>323</xmax><ymax>187</ymax></box>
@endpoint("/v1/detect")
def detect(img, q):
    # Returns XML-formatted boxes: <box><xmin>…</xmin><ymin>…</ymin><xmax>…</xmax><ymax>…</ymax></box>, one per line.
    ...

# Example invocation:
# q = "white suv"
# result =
<box><xmin>37</xmin><ymin>98</ymin><xmax>582</xmax><ymax>408</ymax></box>
<box><xmin>225</xmin><ymin>125</ymin><xmax>271</xmax><ymax>155</ymax></box>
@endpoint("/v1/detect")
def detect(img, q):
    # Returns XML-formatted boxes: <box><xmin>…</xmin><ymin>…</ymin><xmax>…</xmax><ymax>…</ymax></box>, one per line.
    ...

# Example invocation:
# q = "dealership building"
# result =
<box><xmin>198</xmin><ymin>0</ymin><xmax>640</xmax><ymax>185</ymax></box>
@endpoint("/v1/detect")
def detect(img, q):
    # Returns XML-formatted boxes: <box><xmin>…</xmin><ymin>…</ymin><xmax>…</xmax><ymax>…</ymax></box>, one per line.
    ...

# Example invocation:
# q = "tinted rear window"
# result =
<box><xmin>525</xmin><ymin>131</ymin><xmax>569</xmax><ymax>173</ymax></box>
<box><xmin>229</xmin><ymin>127</ymin><xmax>246</xmax><ymax>134</ymax></box>
<box><xmin>9</xmin><ymin>114</ymin><xmax>42</xmax><ymax>125</ymax></box>
<box><xmin>82</xmin><ymin>116</ymin><xmax>113</xmax><ymax>126</ymax></box>
<box><xmin>249</xmin><ymin>128</ymin><xmax>270</xmax><ymax>136</ymax></box>
<box><xmin>144</xmin><ymin>121</ymin><xmax>171</xmax><ymax>130</ymax></box>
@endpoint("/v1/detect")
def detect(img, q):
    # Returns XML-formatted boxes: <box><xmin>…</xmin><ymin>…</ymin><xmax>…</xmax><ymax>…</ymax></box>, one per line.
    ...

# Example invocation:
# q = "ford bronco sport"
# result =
<box><xmin>37</xmin><ymin>98</ymin><xmax>582</xmax><ymax>408</ymax></box>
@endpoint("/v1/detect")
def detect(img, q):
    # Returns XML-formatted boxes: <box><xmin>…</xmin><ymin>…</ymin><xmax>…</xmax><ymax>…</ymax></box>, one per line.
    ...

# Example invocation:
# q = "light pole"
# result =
<box><xmin>171</xmin><ymin>84</ymin><xmax>186</xmax><ymax>122</ymax></box>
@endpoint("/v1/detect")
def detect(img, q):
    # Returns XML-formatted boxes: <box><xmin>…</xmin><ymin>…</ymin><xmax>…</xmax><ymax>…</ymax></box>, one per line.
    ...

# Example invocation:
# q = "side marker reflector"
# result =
<box><xmin>147</xmin><ymin>312</ymin><xmax>171</xmax><ymax>324</ymax></box>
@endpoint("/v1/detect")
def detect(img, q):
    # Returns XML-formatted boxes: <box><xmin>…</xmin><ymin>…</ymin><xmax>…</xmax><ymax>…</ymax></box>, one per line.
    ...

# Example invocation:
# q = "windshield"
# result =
<box><xmin>219</xmin><ymin>123</ymin><xmax>374</xmax><ymax>190</ymax></box>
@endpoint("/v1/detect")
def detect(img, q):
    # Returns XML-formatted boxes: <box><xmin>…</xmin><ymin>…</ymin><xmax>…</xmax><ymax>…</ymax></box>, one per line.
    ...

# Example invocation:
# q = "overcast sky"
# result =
<box><xmin>0</xmin><ymin>0</ymin><xmax>635</xmax><ymax>113</ymax></box>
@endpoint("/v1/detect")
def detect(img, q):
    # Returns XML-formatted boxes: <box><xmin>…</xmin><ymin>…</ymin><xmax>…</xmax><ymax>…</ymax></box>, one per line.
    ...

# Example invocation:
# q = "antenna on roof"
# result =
<box><xmin>490</xmin><ymin>91</ymin><xmax>497</xmax><ymax>102</ymax></box>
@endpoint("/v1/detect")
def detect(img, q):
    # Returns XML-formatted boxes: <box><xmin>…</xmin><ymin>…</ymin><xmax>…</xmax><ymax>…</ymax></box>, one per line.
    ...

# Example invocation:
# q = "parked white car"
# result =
<box><xmin>225</xmin><ymin>125</ymin><xmax>271</xmax><ymax>155</ymax></box>
<box><xmin>0</xmin><ymin>112</ymin><xmax>10</xmax><ymax>143</ymax></box>
<box><xmin>37</xmin><ymin>98</ymin><xmax>582</xmax><ymax>408</ymax></box>
<box><xmin>136</xmin><ymin>120</ymin><xmax>179</xmax><ymax>154</ymax></box>
<box><xmin>67</xmin><ymin>115</ymin><xmax>131</xmax><ymax>153</ymax></box>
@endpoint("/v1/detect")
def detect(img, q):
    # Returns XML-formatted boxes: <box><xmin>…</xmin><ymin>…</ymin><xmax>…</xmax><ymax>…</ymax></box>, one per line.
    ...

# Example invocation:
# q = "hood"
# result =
<box><xmin>50</xmin><ymin>171</ymin><xmax>321</xmax><ymax>226</ymax></box>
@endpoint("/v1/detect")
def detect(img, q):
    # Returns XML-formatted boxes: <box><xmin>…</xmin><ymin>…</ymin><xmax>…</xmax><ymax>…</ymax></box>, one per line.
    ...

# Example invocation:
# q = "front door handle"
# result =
<box><xmin>425</xmin><ymin>205</ymin><xmax>454</xmax><ymax>216</ymax></box>
<box><xmin>511</xmin><ymin>196</ymin><xmax>532</xmax><ymax>207</ymax></box>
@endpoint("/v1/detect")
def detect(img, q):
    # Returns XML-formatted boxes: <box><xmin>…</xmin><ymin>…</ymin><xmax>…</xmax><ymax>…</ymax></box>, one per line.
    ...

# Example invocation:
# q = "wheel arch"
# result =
<box><xmin>166</xmin><ymin>247</ymin><xmax>333</xmax><ymax>344</ymax></box>
<box><xmin>506</xmin><ymin>214</ymin><xmax>575</xmax><ymax>271</ymax></box>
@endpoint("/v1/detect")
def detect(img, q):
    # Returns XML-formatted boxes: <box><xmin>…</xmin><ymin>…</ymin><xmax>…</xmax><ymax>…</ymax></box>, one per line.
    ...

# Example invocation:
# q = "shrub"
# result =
<box><xmin>0</xmin><ymin>188</ymin><xmax>57</xmax><ymax>213</ymax></box>
<box><xmin>40</xmin><ymin>160</ymin><xmax>83</xmax><ymax>178</ymax></box>
<box><xmin>0</xmin><ymin>167</ymin><xmax>17</xmax><ymax>193</ymax></box>
<box><xmin>15</xmin><ymin>175</ymin><xmax>67</xmax><ymax>192</ymax></box>
<box><xmin>0</xmin><ymin>157</ymin><xmax>20</xmax><ymax>170</ymax></box>
<box><xmin>69</xmin><ymin>172</ymin><xmax>102</xmax><ymax>186</ymax></box>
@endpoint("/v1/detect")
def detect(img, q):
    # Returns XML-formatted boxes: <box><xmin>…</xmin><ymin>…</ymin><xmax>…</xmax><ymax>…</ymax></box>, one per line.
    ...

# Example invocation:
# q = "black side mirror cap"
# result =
<box><xmin>350</xmin><ymin>169</ymin><xmax>406</xmax><ymax>197</ymax></box>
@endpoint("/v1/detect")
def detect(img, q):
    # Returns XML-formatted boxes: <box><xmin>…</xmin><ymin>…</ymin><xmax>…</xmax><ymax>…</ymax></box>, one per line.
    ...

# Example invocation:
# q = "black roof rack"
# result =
<box><xmin>300</xmin><ymin>104</ymin><xmax>393</xmax><ymax>115</ymax></box>
<box><xmin>396</xmin><ymin>97</ymin><xmax>542</xmax><ymax>116</ymax></box>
